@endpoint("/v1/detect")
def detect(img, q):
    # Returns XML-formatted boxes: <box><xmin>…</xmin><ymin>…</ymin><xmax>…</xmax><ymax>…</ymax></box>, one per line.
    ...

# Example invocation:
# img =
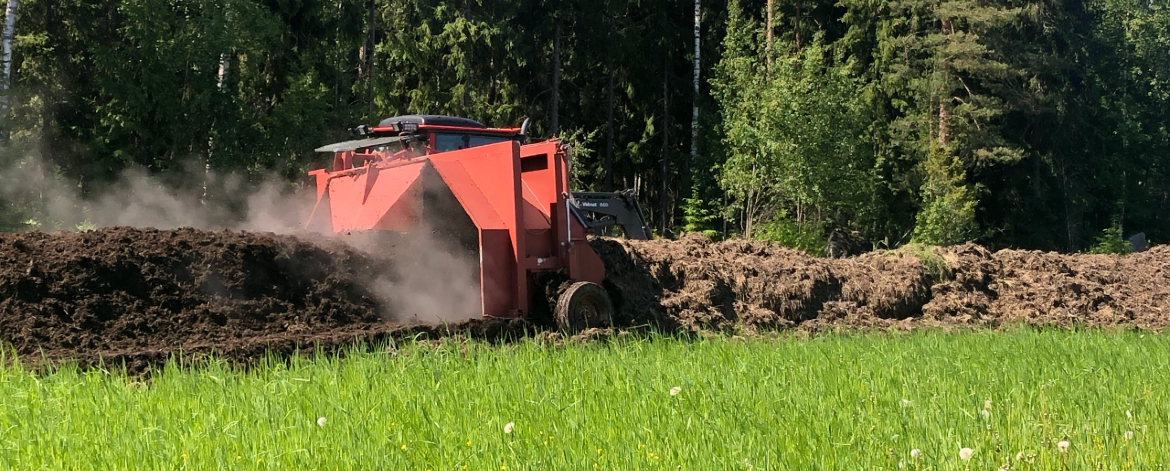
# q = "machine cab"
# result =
<box><xmin>315</xmin><ymin>115</ymin><xmax>525</xmax><ymax>172</ymax></box>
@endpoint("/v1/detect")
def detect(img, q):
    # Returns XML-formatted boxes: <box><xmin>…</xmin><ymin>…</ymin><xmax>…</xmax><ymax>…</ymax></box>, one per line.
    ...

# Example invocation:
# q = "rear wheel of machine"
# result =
<box><xmin>554</xmin><ymin>281</ymin><xmax>613</xmax><ymax>334</ymax></box>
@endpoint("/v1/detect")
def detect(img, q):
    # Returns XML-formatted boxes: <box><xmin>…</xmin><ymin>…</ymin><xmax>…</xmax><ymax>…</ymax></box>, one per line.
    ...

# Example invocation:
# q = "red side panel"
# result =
<box><xmin>479</xmin><ymin>229</ymin><xmax>515</xmax><ymax>317</ymax></box>
<box><xmin>325</xmin><ymin>162</ymin><xmax>425</xmax><ymax>232</ymax></box>
<box><xmin>429</xmin><ymin>142</ymin><xmax>528</xmax><ymax>317</ymax></box>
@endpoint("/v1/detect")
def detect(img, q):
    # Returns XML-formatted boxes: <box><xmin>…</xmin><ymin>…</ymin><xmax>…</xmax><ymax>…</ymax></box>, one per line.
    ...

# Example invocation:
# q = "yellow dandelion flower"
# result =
<box><xmin>401</xmin><ymin>444</ymin><xmax>407</xmax><ymax>450</ymax></box>
<box><xmin>543</xmin><ymin>441</ymin><xmax>548</xmax><ymax>445</ymax></box>
<box><xmin>597</xmin><ymin>448</ymin><xmax>603</xmax><ymax>455</ymax></box>
<box><xmin>236</xmin><ymin>455</ymin><xmax>242</xmax><ymax>461</ymax></box>
<box><xmin>466</xmin><ymin>440</ymin><xmax>472</xmax><ymax>446</ymax></box>
<box><xmin>181</xmin><ymin>453</ymin><xmax>188</xmax><ymax>460</ymax></box>
<box><xmin>501</xmin><ymin>466</ymin><xmax>507</xmax><ymax>470</ymax></box>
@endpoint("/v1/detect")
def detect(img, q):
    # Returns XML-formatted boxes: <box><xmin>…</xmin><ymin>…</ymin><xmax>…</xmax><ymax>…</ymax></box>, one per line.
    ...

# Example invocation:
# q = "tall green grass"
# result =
<box><xmin>1</xmin><ymin>329</ymin><xmax>1168</xmax><ymax>469</ymax></box>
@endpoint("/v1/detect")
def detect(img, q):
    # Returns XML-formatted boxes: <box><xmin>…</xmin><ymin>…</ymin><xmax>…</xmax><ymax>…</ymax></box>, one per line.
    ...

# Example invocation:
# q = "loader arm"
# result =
<box><xmin>568</xmin><ymin>190</ymin><xmax>652</xmax><ymax>240</ymax></box>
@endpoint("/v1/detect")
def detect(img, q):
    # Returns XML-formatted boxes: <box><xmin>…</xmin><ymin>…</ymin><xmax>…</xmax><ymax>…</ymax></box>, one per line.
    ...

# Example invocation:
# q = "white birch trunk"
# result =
<box><xmin>690</xmin><ymin>0</ymin><xmax>699</xmax><ymax>166</ymax></box>
<box><xmin>1</xmin><ymin>0</ymin><xmax>19</xmax><ymax>115</ymax></box>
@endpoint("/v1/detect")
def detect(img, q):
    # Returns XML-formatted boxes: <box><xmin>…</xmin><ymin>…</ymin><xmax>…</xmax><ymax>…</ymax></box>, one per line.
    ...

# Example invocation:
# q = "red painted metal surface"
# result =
<box><xmin>306</xmin><ymin>137</ymin><xmax>605</xmax><ymax>319</ymax></box>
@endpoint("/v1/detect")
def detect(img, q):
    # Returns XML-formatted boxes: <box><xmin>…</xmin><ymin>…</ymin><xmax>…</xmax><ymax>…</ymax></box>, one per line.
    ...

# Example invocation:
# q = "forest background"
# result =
<box><xmin>0</xmin><ymin>0</ymin><xmax>1166</xmax><ymax>254</ymax></box>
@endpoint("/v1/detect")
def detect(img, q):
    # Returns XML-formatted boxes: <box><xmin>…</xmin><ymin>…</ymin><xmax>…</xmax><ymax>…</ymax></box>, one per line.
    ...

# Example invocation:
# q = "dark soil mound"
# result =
<box><xmin>592</xmin><ymin>235</ymin><xmax>934</xmax><ymax>332</ymax></box>
<box><xmin>0</xmin><ymin>227</ymin><xmax>404</xmax><ymax>367</ymax></box>
<box><xmin>5</xmin><ymin>228</ymin><xmax>1169</xmax><ymax>368</ymax></box>
<box><xmin>924</xmin><ymin>243</ymin><xmax>1170</xmax><ymax>326</ymax></box>
<box><xmin>593</xmin><ymin>235</ymin><xmax>1170</xmax><ymax>332</ymax></box>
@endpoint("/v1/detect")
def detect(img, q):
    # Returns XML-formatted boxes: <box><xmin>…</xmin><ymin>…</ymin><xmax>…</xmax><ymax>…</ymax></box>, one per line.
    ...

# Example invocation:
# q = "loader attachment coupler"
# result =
<box><xmin>568</xmin><ymin>190</ymin><xmax>652</xmax><ymax>240</ymax></box>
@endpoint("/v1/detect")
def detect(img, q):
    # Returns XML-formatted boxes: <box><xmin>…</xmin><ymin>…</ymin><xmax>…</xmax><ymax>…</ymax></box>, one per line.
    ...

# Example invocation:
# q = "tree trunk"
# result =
<box><xmin>606</xmin><ymin>69</ymin><xmax>614</xmax><ymax>191</ymax></box>
<box><xmin>1059</xmin><ymin>159</ymin><xmax>1077</xmax><ymax>251</ymax></box>
<box><xmin>765</xmin><ymin>0</ymin><xmax>773</xmax><ymax>73</ymax></box>
<box><xmin>938</xmin><ymin>102</ymin><xmax>949</xmax><ymax>146</ymax></box>
<box><xmin>550</xmin><ymin>24</ymin><xmax>561</xmax><ymax>136</ymax></box>
<box><xmin>690</xmin><ymin>0</ymin><xmax>700</xmax><ymax>168</ymax></box>
<box><xmin>368</xmin><ymin>0</ymin><xmax>377</xmax><ymax>119</ymax></box>
<box><xmin>938</xmin><ymin>18</ymin><xmax>952</xmax><ymax>148</ymax></box>
<box><xmin>659</xmin><ymin>57</ymin><xmax>669</xmax><ymax>236</ymax></box>
<box><xmin>0</xmin><ymin>0</ymin><xmax>18</xmax><ymax>116</ymax></box>
<box><xmin>794</xmin><ymin>1</ymin><xmax>802</xmax><ymax>51</ymax></box>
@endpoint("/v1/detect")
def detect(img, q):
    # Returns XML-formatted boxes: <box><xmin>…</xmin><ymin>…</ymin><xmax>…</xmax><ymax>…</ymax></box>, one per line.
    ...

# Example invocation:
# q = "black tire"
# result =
<box><xmin>554</xmin><ymin>281</ymin><xmax>614</xmax><ymax>334</ymax></box>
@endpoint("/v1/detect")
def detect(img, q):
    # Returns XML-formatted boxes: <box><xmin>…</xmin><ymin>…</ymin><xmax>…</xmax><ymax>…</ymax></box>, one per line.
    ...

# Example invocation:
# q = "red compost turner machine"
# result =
<box><xmin>306</xmin><ymin>115</ymin><xmax>650</xmax><ymax>332</ymax></box>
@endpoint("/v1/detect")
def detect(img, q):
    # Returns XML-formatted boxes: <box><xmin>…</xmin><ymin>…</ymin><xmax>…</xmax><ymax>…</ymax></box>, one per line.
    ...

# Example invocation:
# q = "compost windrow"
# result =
<box><xmin>1</xmin><ymin>227</ymin><xmax>413</xmax><ymax>368</ymax></box>
<box><xmin>4</xmin><ymin>228</ymin><xmax>1170</xmax><ymax>367</ymax></box>
<box><xmin>594</xmin><ymin>235</ymin><xmax>1170</xmax><ymax>332</ymax></box>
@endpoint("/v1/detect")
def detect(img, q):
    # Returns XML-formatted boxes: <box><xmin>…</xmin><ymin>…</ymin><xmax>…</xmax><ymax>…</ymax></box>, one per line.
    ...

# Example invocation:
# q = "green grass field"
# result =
<box><xmin>1</xmin><ymin>329</ymin><xmax>1168</xmax><ymax>470</ymax></box>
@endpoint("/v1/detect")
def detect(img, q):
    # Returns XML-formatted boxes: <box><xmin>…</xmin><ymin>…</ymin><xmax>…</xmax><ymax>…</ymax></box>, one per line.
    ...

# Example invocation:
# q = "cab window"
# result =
<box><xmin>433</xmin><ymin>133</ymin><xmax>510</xmax><ymax>152</ymax></box>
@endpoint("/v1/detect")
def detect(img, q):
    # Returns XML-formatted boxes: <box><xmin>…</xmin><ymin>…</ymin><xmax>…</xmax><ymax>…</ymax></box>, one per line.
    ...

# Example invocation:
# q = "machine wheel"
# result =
<box><xmin>554</xmin><ymin>281</ymin><xmax>614</xmax><ymax>334</ymax></box>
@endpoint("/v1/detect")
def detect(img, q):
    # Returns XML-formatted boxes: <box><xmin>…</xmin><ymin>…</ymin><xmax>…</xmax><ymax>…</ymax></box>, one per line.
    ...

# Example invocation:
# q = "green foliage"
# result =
<box><xmin>757</xmin><ymin>213</ymin><xmax>827</xmax><ymax>255</ymax></box>
<box><xmin>713</xmin><ymin>3</ymin><xmax>879</xmax><ymax>240</ymax></box>
<box><xmin>913</xmin><ymin>146</ymin><xmax>980</xmax><ymax>246</ymax></box>
<box><xmin>1089</xmin><ymin>220</ymin><xmax>1134</xmax><ymax>255</ymax></box>
<box><xmin>3</xmin><ymin>331</ymin><xmax>1170</xmax><ymax>468</ymax></box>
<box><xmin>680</xmin><ymin>194</ymin><xmax>721</xmax><ymax>238</ymax></box>
<box><xmin>0</xmin><ymin>0</ymin><xmax>1169</xmax><ymax>251</ymax></box>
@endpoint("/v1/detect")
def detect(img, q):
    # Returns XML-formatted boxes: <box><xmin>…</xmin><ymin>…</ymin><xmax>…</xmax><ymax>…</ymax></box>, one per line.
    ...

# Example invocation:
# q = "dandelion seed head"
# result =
<box><xmin>1126</xmin><ymin>410</ymin><xmax>1133</xmax><ymax>419</ymax></box>
<box><xmin>984</xmin><ymin>400</ymin><xmax>992</xmax><ymax>410</ymax></box>
<box><xmin>1057</xmin><ymin>440</ymin><xmax>1070</xmax><ymax>453</ymax></box>
<box><xmin>1015</xmin><ymin>451</ymin><xmax>1024</xmax><ymax>461</ymax></box>
<box><xmin>959</xmin><ymin>447</ymin><xmax>974</xmax><ymax>461</ymax></box>
<box><xmin>504</xmin><ymin>422</ymin><xmax>515</xmax><ymax>434</ymax></box>
<box><xmin>901</xmin><ymin>399</ymin><xmax>911</xmax><ymax>407</ymax></box>
<box><xmin>317</xmin><ymin>417</ymin><xmax>327</xmax><ymax>427</ymax></box>
<box><xmin>898</xmin><ymin>460</ymin><xmax>905</xmax><ymax>468</ymax></box>
<box><xmin>669</xmin><ymin>386</ymin><xmax>682</xmax><ymax>396</ymax></box>
<box><xmin>980</xmin><ymin>409</ymin><xmax>991</xmax><ymax>420</ymax></box>
<box><xmin>910</xmin><ymin>448</ymin><xmax>921</xmax><ymax>459</ymax></box>
<box><xmin>1124</xmin><ymin>430</ymin><xmax>1134</xmax><ymax>440</ymax></box>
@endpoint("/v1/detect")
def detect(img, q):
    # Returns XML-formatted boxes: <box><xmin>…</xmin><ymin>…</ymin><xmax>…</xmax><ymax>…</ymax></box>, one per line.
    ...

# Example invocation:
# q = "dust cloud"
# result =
<box><xmin>0</xmin><ymin>154</ymin><xmax>485</xmax><ymax>324</ymax></box>
<box><xmin>349</xmin><ymin>227</ymin><xmax>483</xmax><ymax>325</ymax></box>
<box><xmin>0</xmin><ymin>157</ymin><xmax>313</xmax><ymax>233</ymax></box>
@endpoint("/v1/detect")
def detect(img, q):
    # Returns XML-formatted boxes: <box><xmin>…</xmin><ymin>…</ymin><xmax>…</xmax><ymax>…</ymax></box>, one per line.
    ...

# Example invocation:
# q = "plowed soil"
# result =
<box><xmin>2</xmin><ymin>228</ymin><xmax>1169</xmax><ymax>368</ymax></box>
<box><xmin>0</xmin><ymin>228</ymin><xmax>525</xmax><ymax>370</ymax></box>
<box><xmin>596</xmin><ymin>235</ymin><xmax>1170</xmax><ymax>332</ymax></box>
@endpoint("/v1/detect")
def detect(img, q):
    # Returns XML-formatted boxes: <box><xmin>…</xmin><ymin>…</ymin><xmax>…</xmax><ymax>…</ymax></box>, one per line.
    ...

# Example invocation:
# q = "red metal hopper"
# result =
<box><xmin>306</xmin><ymin>115</ymin><xmax>645</xmax><ymax>331</ymax></box>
